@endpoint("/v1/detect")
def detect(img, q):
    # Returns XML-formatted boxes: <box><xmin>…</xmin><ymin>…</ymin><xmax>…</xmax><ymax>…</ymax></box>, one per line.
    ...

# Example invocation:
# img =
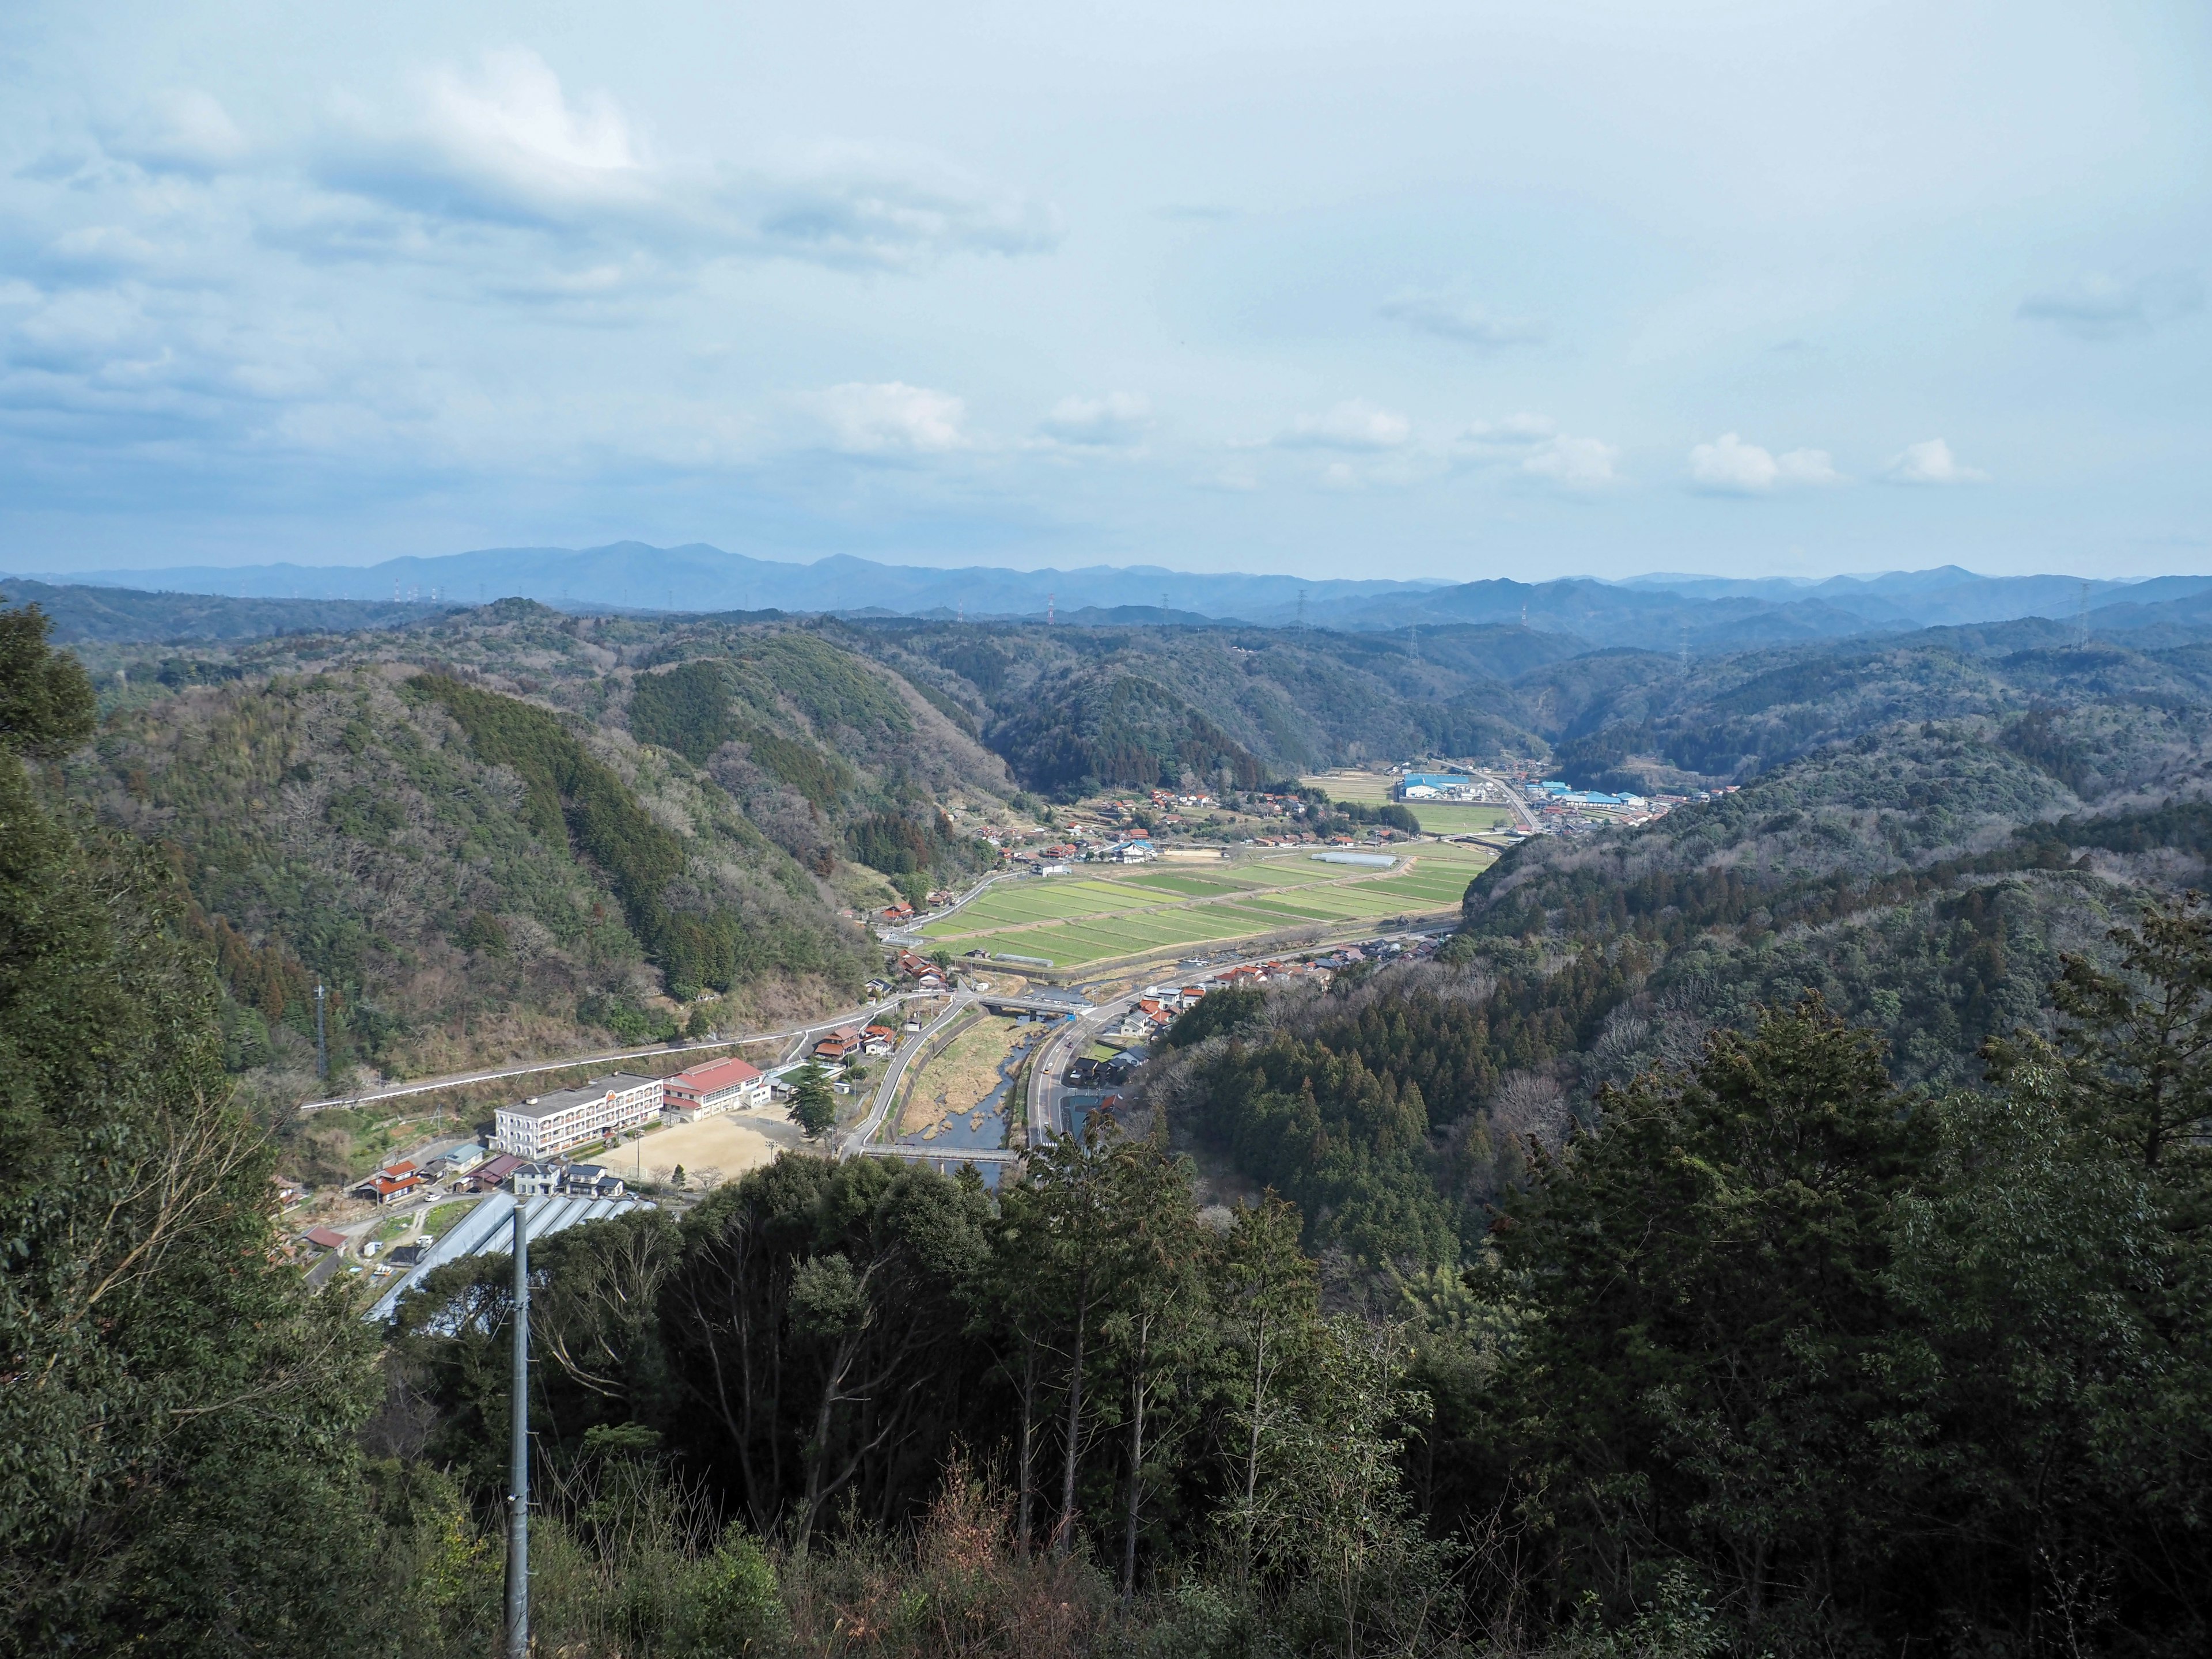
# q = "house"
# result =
<box><xmin>468</xmin><ymin>1152</ymin><xmax>527</xmax><ymax>1190</ymax></box>
<box><xmin>301</xmin><ymin>1226</ymin><xmax>347</xmax><ymax>1252</ymax></box>
<box><xmin>882</xmin><ymin>901</ymin><xmax>914</xmax><ymax>922</ymax></box>
<box><xmin>862</xmin><ymin>1024</ymin><xmax>897</xmax><ymax>1056</ymax></box>
<box><xmin>272</xmin><ymin>1175</ymin><xmax>305</xmax><ymax>1209</ymax></box>
<box><xmin>812</xmin><ymin>1028</ymin><xmax>863</xmax><ymax>1063</ymax></box>
<box><xmin>559</xmin><ymin>1164</ymin><xmax>626</xmax><ymax>1199</ymax></box>
<box><xmin>351</xmin><ymin>1160</ymin><xmax>425</xmax><ymax>1206</ymax></box>
<box><xmin>494</xmin><ymin>1072</ymin><xmax>663</xmax><ymax>1159</ymax></box>
<box><xmin>511</xmin><ymin>1162</ymin><xmax>559</xmax><ymax>1197</ymax></box>
<box><xmin>662</xmin><ymin>1055</ymin><xmax>768</xmax><ymax>1122</ymax></box>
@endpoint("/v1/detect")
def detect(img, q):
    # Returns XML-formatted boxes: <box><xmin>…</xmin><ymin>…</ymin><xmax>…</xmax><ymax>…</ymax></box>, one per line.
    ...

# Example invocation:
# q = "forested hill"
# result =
<box><xmin>60</xmin><ymin>600</ymin><xmax>1020</xmax><ymax>1122</ymax></box>
<box><xmin>847</xmin><ymin>612</ymin><xmax>2212</xmax><ymax>798</ymax></box>
<box><xmin>1152</xmin><ymin>690</ymin><xmax>2212</xmax><ymax>1272</ymax></box>
<box><xmin>0</xmin><ymin>575</ymin><xmax>459</xmax><ymax>641</ymax></box>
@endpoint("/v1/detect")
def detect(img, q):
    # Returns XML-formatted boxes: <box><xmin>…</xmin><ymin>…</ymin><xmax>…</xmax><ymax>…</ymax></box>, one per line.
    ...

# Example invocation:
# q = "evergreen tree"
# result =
<box><xmin>787</xmin><ymin>1061</ymin><xmax>837</xmax><ymax>1138</ymax></box>
<box><xmin>0</xmin><ymin>604</ymin><xmax>382</xmax><ymax>1654</ymax></box>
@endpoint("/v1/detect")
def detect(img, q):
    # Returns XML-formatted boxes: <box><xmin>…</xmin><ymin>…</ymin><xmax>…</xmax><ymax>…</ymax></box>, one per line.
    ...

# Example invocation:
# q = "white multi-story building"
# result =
<box><xmin>494</xmin><ymin>1071</ymin><xmax>663</xmax><ymax>1158</ymax></box>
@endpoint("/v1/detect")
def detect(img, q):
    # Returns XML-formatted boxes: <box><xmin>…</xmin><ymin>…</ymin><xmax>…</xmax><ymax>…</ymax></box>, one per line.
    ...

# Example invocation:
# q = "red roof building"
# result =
<box><xmin>813</xmin><ymin>1028</ymin><xmax>863</xmax><ymax>1062</ymax></box>
<box><xmin>352</xmin><ymin>1169</ymin><xmax>424</xmax><ymax>1206</ymax></box>
<box><xmin>662</xmin><ymin>1056</ymin><xmax>767</xmax><ymax>1118</ymax></box>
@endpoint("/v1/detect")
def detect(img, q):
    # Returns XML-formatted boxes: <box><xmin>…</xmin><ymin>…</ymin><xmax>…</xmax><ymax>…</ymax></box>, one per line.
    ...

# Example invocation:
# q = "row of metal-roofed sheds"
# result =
<box><xmin>365</xmin><ymin>1192</ymin><xmax>656</xmax><ymax>1324</ymax></box>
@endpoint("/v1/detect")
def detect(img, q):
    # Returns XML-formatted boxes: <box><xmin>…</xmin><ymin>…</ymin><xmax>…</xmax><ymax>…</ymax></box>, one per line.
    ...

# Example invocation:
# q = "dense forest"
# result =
<box><xmin>11</xmin><ymin>588</ymin><xmax>2212</xmax><ymax>1655</ymax></box>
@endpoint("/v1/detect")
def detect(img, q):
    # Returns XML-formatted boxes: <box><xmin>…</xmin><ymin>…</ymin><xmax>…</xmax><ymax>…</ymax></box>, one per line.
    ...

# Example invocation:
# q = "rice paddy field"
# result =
<box><xmin>1300</xmin><ymin>769</ymin><xmax>1522</xmax><ymax>836</ymax></box>
<box><xmin>915</xmin><ymin>843</ymin><xmax>1493</xmax><ymax>969</ymax></box>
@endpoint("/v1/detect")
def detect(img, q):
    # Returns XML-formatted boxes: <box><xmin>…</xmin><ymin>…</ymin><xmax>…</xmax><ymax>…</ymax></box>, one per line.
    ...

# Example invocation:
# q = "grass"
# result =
<box><xmin>919</xmin><ymin>843</ymin><xmax>1493</xmax><ymax>969</ymax></box>
<box><xmin>897</xmin><ymin>1017</ymin><xmax>1027</xmax><ymax>1136</ymax></box>
<box><xmin>1300</xmin><ymin>770</ymin><xmax>1397</xmax><ymax>803</ymax></box>
<box><xmin>1300</xmin><ymin>770</ymin><xmax>1520</xmax><ymax>835</ymax></box>
<box><xmin>369</xmin><ymin>1213</ymin><xmax>416</xmax><ymax>1245</ymax></box>
<box><xmin>1402</xmin><ymin>803</ymin><xmax>1519</xmax><ymax>834</ymax></box>
<box><xmin>423</xmin><ymin>1199</ymin><xmax>478</xmax><ymax>1236</ymax></box>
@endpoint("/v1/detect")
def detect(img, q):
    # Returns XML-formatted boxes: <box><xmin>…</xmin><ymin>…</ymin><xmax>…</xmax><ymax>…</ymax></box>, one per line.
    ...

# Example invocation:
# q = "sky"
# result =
<box><xmin>2</xmin><ymin>0</ymin><xmax>2207</xmax><ymax>582</ymax></box>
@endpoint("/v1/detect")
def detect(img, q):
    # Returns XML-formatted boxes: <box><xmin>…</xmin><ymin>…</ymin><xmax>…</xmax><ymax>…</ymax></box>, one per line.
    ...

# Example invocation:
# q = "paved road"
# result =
<box><xmin>1471</xmin><ymin>770</ymin><xmax>1541</xmax><ymax>832</ymax></box>
<box><xmin>840</xmin><ymin>992</ymin><xmax>976</xmax><ymax>1158</ymax></box>
<box><xmin>1025</xmin><ymin>991</ymin><xmax>1138</xmax><ymax>1145</ymax></box>
<box><xmin>302</xmin><ymin>994</ymin><xmax>938</xmax><ymax>1113</ymax></box>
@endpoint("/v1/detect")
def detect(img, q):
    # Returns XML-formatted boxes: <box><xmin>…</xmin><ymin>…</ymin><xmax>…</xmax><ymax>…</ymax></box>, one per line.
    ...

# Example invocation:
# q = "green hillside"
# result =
<box><xmin>62</xmin><ymin>601</ymin><xmax>1022</xmax><ymax>1108</ymax></box>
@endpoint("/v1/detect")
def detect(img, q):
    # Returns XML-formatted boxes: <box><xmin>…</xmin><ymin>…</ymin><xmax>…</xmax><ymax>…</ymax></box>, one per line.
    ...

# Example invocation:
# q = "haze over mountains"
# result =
<box><xmin>22</xmin><ymin>543</ymin><xmax>2212</xmax><ymax>652</ymax></box>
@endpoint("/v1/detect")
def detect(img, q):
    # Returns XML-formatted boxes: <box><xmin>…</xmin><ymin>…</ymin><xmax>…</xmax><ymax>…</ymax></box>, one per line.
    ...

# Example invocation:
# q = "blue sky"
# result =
<box><xmin>3</xmin><ymin>0</ymin><xmax>2207</xmax><ymax>581</ymax></box>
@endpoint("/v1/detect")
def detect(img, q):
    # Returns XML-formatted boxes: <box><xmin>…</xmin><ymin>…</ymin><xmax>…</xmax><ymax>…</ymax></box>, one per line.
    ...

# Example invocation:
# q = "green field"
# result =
<box><xmin>1399</xmin><ymin>803</ymin><xmax>1518</xmax><ymax>834</ymax></box>
<box><xmin>1300</xmin><ymin>770</ymin><xmax>1519</xmax><ymax>835</ymax></box>
<box><xmin>919</xmin><ymin>845</ymin><xmax>1491</xmax><ymax>968</ymax></box>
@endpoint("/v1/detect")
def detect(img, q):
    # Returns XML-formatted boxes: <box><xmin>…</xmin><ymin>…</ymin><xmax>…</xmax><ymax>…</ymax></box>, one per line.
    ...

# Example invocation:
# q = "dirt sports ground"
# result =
<box><xmin>620</xmin><ymin>1109</ymin><xmax>805</xmax><ymax>1189</ymax></box>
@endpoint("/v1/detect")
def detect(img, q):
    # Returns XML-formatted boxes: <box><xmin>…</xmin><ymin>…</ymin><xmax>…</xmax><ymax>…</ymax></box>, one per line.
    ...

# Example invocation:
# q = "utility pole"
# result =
<box><xmin>315</xmin><ymin>984</ymin><xmax>328</xmax><ymax>1080</ymax></box>
<box><xmin>505</xmin><ymin>1195</ymin><xmax>531</xmax><ymax>1659</ymax></box>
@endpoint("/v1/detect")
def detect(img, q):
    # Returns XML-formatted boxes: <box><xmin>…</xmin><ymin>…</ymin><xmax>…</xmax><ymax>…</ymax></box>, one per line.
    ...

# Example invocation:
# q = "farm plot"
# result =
<box><xmin>1301</xmin><ymin>770</ymin><xmax>1518</xmax><ymax>835</ymax></box>
<box><xmin>924</xmin><ymin>847</ymin><xmax>1492</xmax><ymax>968</ymax></box>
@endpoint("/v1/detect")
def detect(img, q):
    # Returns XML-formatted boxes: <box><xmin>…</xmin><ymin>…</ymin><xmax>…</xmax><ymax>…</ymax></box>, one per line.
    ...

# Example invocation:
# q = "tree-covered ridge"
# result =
<box><xmin>413</xmin><ymin>672</ymin><xmax>862</xmax><ymax>1004</ymax></box>
<box><xmin>1465</xmin><ymin>720</ymin><xmax>2080</xmax><ymax>944</ymax></box>
<box><xmin>1156</xmin><ymin>708</ymin><xmax>2212</xmax><ymax>1285</ymax></box>
<box><xmin>982</xmin><ymin>668</ymin><xmax>1270</xmax><ymax>796</ymax></box>
<box><xmin>75</xmin><ymin>662</ymin><xmax>865</xmax><ymax>1093</ymax></box>
<box><xmin>623</xmin><ymin>641</ymin><xmax>1005</xmax><ymax>885</ymax></box>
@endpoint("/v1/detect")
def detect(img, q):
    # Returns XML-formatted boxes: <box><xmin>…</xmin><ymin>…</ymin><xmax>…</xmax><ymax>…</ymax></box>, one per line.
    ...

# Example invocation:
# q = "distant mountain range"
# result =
<box><xmin>20</xmin><ymin>544</ymin><xmax>1442</xmax><ymax>626</ymax></box>
<box><xmin>16</xmin><ymin>543</ymin><xmax>2212</xmax><ymax>652</ymax></box>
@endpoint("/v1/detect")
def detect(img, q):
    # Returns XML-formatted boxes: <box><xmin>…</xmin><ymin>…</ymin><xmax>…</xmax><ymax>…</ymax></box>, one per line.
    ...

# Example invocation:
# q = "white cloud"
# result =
<box><xmin>1688</xmin><ymin>431</ymin><xmax>1842</xmax><ymax>493</ymax></box>
<box><xmin>104</xmin><ymin>89</ymin><xmax>252</xmax><ymax>176</ymax></box>
<box><xmin>1519</xmin><ymin>434</ymin><xmax>1620</xmax><ymax>491</ymax></box>
<box><xmin>309</xmin><ymin>48</ymin><xmax>1059</xmax><ymax>270</ymax></box>
<box><xmin>1040</xmin><ymin>392</ymin><xmax>1152</xmax><ymax>446</ymax></box>
<box><xmin>809</xmin><ymin>381</ymin><xmax>968</xmax><ymax>454</ymax></box>
<box><xmin>1278</xmin><ymin>397</ymin><xmax>1411</xmax><ymax>451</ymax></box>
<box><xmin>1380</xmin><ymin>288</ymin><xmax>1546</xmax><ymax>347</ymax></box>
<box><xmin>1884</xmin><ymin>437</ymin><xmax>1987</xmax><ymax>485</ymax></box>
<box><xmin>1455</xmin><ymin>412</ymin><xmax>1558</xmax><ymax>453</ymax></box>
<box><xmin>2018</xmin><ymin>271</ymin><xmax>2203</xmax><ymax>340</ymax></box>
